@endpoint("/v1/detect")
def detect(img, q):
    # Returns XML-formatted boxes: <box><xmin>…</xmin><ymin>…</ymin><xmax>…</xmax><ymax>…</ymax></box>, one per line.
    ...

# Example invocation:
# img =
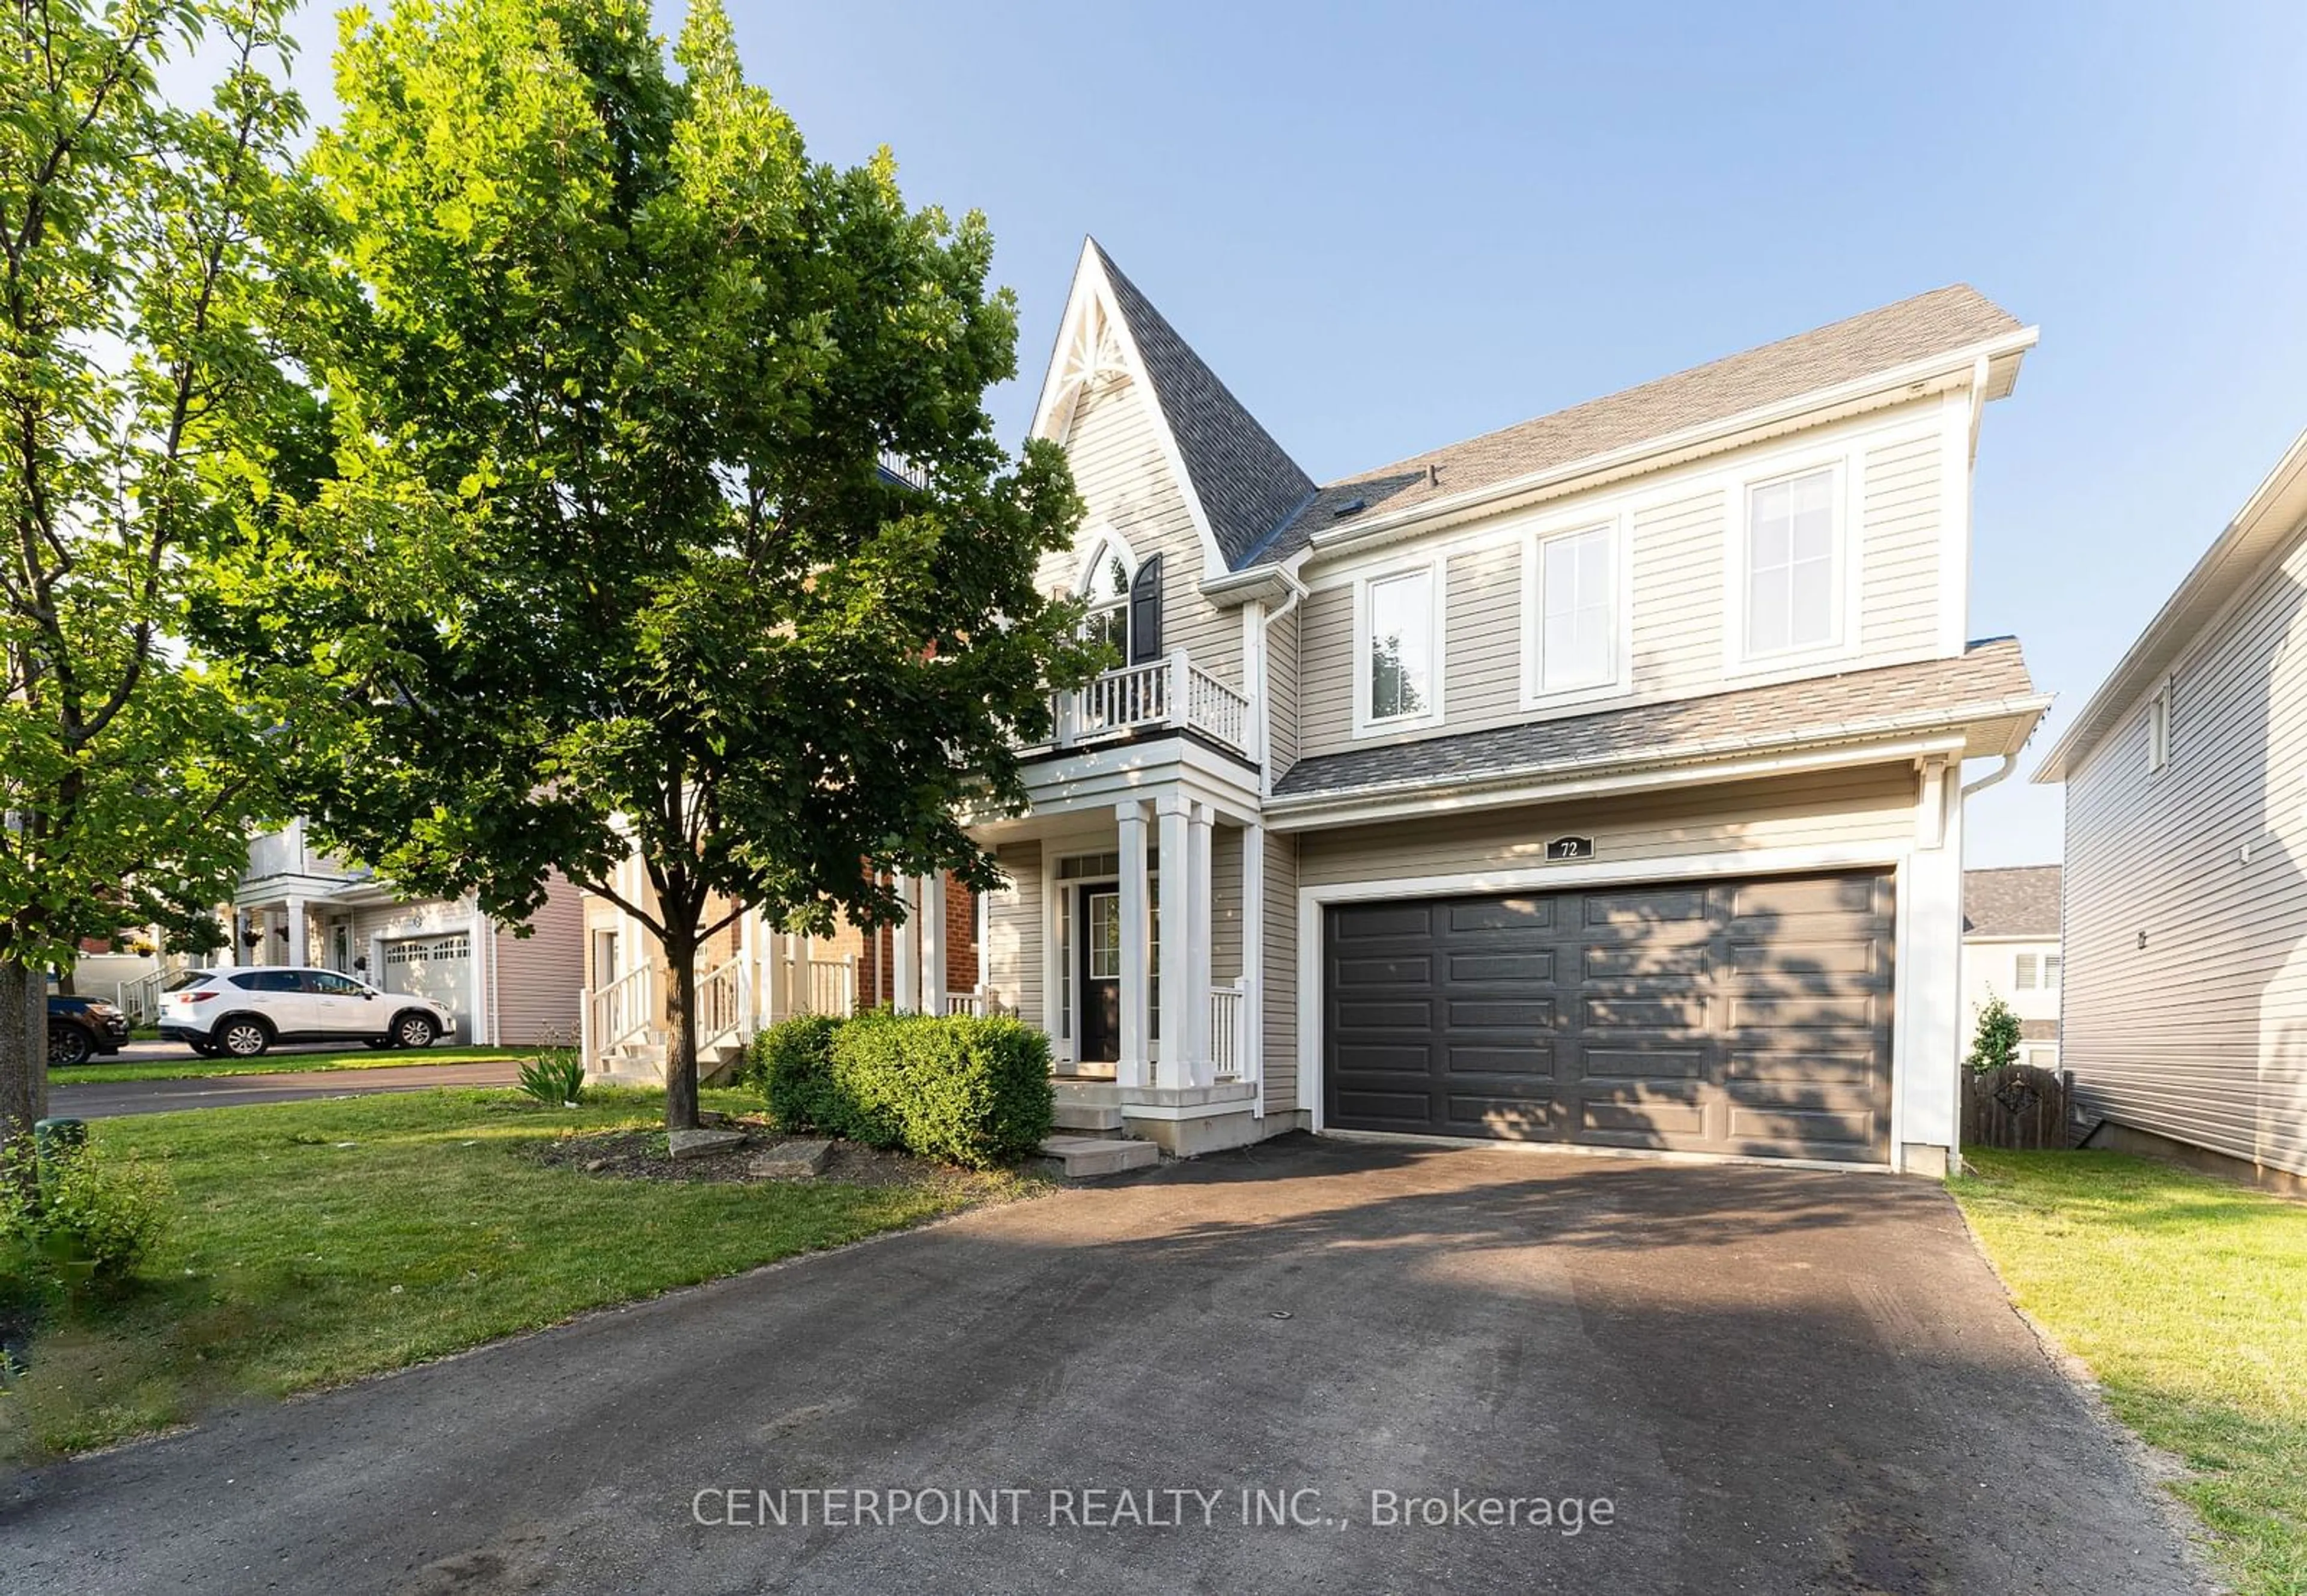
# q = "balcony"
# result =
<box><xmin>1049</xmin><ymin>648</ymin><xmax>1252</xmax><ymax>759</ymax></box>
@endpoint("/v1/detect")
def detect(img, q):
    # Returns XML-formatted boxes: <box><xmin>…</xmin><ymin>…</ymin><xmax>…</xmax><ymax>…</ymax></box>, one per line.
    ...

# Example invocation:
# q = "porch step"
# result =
<box><xmin>1051</xmin><ymin>1100</ymin><xmax>1126</xmax><ymax>1133</ymax></box>
<box><xmin>1037</xmin><ymin>1135</ymin><xmax>1159</xmax><ymax>1180</ymax></box>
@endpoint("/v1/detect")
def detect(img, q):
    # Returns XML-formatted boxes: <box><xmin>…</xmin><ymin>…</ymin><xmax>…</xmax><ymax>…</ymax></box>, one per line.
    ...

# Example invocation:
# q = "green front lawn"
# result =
<box><xmin>1</xmin><ymin>1088</ymin><xmax>1038</xmax><ymax>1460</ymax></box>
<box><xmin>54</xmin><ymin>1044</ymin><xmax>536</xmax><ymax>1084</ymax></box>
<box><xmin>1953</xmin><ymin>1151</ymin><xmax>2307</xmax><ymax>1596</ymax></box>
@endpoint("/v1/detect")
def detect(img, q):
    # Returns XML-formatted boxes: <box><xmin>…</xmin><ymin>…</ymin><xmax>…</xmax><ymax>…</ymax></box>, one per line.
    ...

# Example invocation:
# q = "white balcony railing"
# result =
<box><xmin>1051</xmin><ymin>648</ymin><xmax>1252</xmax><ymax>757</ymax></box>
<box><xmin>1208</xmin><ymin>980</ymin><xmax>1246</xmax><ymax>1080</ymax></box>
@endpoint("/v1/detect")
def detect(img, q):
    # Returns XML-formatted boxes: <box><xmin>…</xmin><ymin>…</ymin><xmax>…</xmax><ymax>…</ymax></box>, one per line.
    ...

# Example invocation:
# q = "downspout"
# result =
<box><xmin>1960</xmin><ymin>751</ymin><xmax>2019</xmax><ymax>798</ymax></box>
<box><xmin>1256</xmin><ymin>563</ymin><xmax>1310</xmax><ymax>801</ymax></box>
<box><xmin>1247</xmin><ymin>561</ymin><xmax>1309</xmax><ymax>1120</ymax></box>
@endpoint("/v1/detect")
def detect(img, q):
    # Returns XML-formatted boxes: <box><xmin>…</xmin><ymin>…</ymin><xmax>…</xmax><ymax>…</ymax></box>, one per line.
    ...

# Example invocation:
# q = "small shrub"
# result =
<box><xmin>747</xmin><ymin>1015</ymin><xmax>847</xmax><ymax>1132</ymax></box>
<box><xmin>0</xmin><ymin>1136</ymin><xmax>171</xmax><ymax>1300</ymax></box>
<box><xmin>831</xmin><ymin>1013</ymin><xmax>1055</xmax><ymax>1169</ymax></box>
<box><xmin>1966</xmin><ymin>992</ymin><xmax>2024</xmax><ymax>1075</ymax></box>
<box><xmin>518</xmin><ymin>1046</ymin><xmax>587</xmax><ymax>1106</ymax></box>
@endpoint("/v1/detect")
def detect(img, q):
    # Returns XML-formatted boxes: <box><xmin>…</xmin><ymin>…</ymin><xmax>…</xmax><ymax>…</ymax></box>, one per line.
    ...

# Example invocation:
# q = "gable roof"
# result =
<box><xmin>1269</xmin><ymin>637</ymin><xmax>2046</xmax><ymax>811</ymax></box>
<box><xmin>1257</xmin><ymin>285</ymin><xmax>2028</xmax><ymax>565</ymax></box>
<box><xmin>1089</xmin><ymin>244</ymin><xmax>1316</xmax><ymax>570</ymax></box>
<box><xmin>1963</xmin><ymin>865</ymin><xmax>2062</xmax><ymax>938</ymax></box>
<box><xmin>2034</xmin><ymin>428</ymin><xmax>2307</xmax><ymax>783</ymax></box>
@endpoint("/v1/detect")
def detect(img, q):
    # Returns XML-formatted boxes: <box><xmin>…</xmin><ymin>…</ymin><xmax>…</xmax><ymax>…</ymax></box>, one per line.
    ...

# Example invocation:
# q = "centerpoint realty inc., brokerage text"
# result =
<box><xmin>693</xmin><ymin>1484</ymin><xmax>1619</xmax><ymax>1536</ymax></box>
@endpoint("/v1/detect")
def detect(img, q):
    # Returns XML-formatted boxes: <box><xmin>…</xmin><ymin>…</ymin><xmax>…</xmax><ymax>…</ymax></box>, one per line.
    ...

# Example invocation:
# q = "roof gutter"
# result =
<box><xmin>1960</xmin><ymin>751</ymin><xmax>2019</xmax><ymax>797</ymax></box>
<box><xmin>1299</xmin><ymin>326</ymin><xmax>2040</xmax><ymax>566</ymax></box>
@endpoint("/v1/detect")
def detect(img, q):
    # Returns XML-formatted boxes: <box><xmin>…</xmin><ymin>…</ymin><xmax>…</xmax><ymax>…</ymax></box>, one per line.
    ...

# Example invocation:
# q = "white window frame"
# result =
<box><xmin>1352</xmin><ymin>556</ymin><xmax>1445</xmax><ymax>736</ymax></box>
<box><xmin>1519</xmin><ymin>512</ymin><xmax>1632</xmax><ymax>708</ymax></box>
<box><xmin>2146</xmin><ymin>680</ymin><xmax>2171</xmax><ymax>772</ymax></box>
<box><xmin>1723</xmin><ymin>454</ymin><xmax>1861</xmax><ymax>675</ymax></box>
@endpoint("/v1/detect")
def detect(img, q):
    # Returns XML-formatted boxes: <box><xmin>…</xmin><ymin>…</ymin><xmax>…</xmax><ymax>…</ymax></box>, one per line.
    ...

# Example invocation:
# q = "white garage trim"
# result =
<box><xmin>1295</xmin><ymin>840</ymin><xmax>1919</xmax><ymax>1171</ymax></box>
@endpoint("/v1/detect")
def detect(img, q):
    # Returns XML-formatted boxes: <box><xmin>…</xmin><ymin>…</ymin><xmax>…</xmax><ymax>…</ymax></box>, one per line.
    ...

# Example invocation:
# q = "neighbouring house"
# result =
<box><xmin>1960</xmin><ymin>866</ymin><xmax>2061</xmax><ymax>1068</ymax></box>
<box><xmin>583</xmin><ymin>244</ymin><xmax>2049</xmax><ymax>1171</ymax></box>
<box><xmin>207</xmin><ymin>819</ymin><xmax>585</xmax><ymax>1046</ymax></box>
<box><xmin>2034</xmin><ymin>428</ymin><xmax>2307</xmax><ymax>1191</ymax></box>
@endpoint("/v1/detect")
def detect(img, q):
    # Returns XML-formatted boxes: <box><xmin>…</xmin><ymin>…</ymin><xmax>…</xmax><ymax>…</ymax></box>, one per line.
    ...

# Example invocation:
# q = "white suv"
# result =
<box><xmin>157</xmin><ymin>966</ymin><xmax>456</xmax><ymax>1058</ymax></box>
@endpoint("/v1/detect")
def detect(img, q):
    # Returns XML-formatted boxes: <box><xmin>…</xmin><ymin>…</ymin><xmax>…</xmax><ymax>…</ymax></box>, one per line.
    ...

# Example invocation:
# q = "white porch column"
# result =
<box><xmin>1116</xmin><ymin>801</ymin><xmax>1150</xmax><ymax>1089</ymax></box>
<box><xmin>1188</xmin><ymin>803</ymin><xmax>1215</xmax><ymax>1082</ymax></box>
<box><xmin>1900</xmin><ymin>757</ymin><xmax>1966</xmax><ymax>1176</ymax></box>
<box><xmin>893</xmin><ymin>875</ymin><xmax>921</xmax><ymax>1014</ymax></box>
<box><xmin>1242</xmin><ymin>821</ymin><xmax>1265</xmax><ymax>1108</ymax></box>
<box><xmin>1157</xmin><ymin>794</ymin><xmax>1193</xmax><ymax>1088</ymax></box>
<box><xmin>919</xmin><ymin>872</ymin><xmax>947</xmax><ymax>1015</ymax></box>
<box><xmin>284</xmin><ymin>898</ymin><xmax>309</xmax><ymax>967</ymax></box>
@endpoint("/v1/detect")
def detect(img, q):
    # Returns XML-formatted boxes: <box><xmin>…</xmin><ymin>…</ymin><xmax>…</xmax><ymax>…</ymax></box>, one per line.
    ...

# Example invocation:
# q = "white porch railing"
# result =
<box><xmin>1208</xmin><ymin>980</ymin><xmax>1246</xmax><ymax>1080</ymax></box>
<box><xmin>585</xmin><ymin>963</ymin><xmax>653</xmax><ymax>1066</ymax></box>
<box><xmin>696</xmin><ymin>956</ymin><xmax>749</xmax><ymax>1049</ymax></box>
<box><xmin>944</xmin><ymin>987</ymin><xmax>994</xmax><ymax>1017</ymax></box>
<box><xmin>1051</xmin><ymin>648</ymin><xmax>1251</xmax><ymax>757</ymax></box>
<box><xmin>804</xmin><ymin>955</ymin><xmax>857</xmax><ymax>1018</ymax></box>
<box><xmin>116</xmin><ymin>968</ymin><xmax>168</xmax><ymax>1026</ymax></box>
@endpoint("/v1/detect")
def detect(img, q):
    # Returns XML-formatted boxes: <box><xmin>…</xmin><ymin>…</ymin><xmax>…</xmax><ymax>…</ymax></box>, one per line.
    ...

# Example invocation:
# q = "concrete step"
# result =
<box><xmin>1037</xmin><ymin>1135</ymin><xmax>1158</xmax><ymax>1180</ymax></box>
<box><xmin>1051</xmin><ymin>1099</ymin><xmax>1126</xmax><ymax>1133</ymax></box>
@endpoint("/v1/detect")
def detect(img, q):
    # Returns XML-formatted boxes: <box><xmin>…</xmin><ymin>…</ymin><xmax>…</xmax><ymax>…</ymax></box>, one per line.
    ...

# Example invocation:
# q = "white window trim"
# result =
<box><xmin>1519</xmin><ymin>511</ymin><xmax>1632</xmax><ymax>709</ymax></box>
<box><xmin>1352</xmin><ymin>556</ymin><xmax>1446</xmax><ymax>738</ymax></box>
<box><xmin>1722</xmin><ymin>452</ymin><xmax>1863</xmax><ymax>677</ymax></box>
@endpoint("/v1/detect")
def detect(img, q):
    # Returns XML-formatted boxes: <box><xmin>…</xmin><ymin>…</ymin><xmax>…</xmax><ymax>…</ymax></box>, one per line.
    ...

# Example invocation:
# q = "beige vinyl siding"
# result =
<box><xmin>1445</xmin><ymin>540</ymin><xmax>1521</xmax><ymax>725</ymax></box>
<box><xmin>1263</xmin><ymin>829</ymin><xmax>1299</xmax><ymax>1114</ymax></box>
<box><xmin>2062</xmin><ymin>534</ymin><xmax>2307</xmax><ymax>1177</ymax></box>
<box><xmin>1295</xmin><ymin>765</ymin><xmax>1918</xmax><ymax>888</ymax></box>
<box><xmin>988</xmin><ymin>840</ymin><xmax>1044</xmax><ymax>1026</ymax></box>
<box><xmin>1266</xmin><ymin>604</ymin><xmax>1300</xmax><ymax>781</ymax></box>
<box><xmin>491</xmin><ymin>875</ymin><xmax>584</xmax><ymax>1044</ymax></box>
<box><xmin>1631</xmin><ymin>488</ymin><xmax>1728</xmax><ymax>693</ymax></box>
<box><xmin>1858</xmin><ymin>431</ymin><xmax>1942</xmax><ymax>659</ymax></box>
<box><xmin>1212</xmin><ymin>826</ymin><xmax>1243</xmax><ymax>981</ymax></box>
<box><xmin>1292</xmin><ymin>402</ymin><xmax>1953</xmax><ymax>763</ymax></box>
<box><xmin>1039</xmin><ymin>373</ymin><xmax>1242</xmax><ymax>690</ymax></box>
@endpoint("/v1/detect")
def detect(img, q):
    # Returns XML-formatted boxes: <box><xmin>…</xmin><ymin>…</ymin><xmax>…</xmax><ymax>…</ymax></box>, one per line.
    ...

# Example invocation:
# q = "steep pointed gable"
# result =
<box><xmin>1084</xmin><ymin>244</ymin><xmax>1316</xmax><ymax>571</ymax></box>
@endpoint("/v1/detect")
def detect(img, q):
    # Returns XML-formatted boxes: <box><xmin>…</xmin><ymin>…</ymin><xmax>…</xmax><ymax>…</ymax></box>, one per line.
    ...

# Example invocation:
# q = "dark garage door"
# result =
<box><xmin>1322</xmin><ymin>870</ymin><xmax>1894</xmax><ymax>1163</ymax></box>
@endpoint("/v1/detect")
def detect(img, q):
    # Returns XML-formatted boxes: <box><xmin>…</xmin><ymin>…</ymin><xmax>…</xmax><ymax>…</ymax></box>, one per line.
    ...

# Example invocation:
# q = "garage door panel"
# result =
<box><xmin>1447</xmin><ymin>997</ymin><xmax>1557</xmax><ymax>1030</ymax></box>
<box><xmin>1583</xmin><ymin>888</ymin><xmax>1708</xmax><ymax>927</ymax></box>
<box><xmin>1447</xmin><ymin>897</ymin><xmax>1555</xmax><ymax>933</ymax></box>
<box><xmin>1325</xmin><ymin>870</ymin><xmax>1892</xmax><ymax>1164</ymax></box>
<box><xmin>1448</xmin><ymin>950</ymin><xmax>1555</xmax><ymax>983</ymax></box>
<box><xmin>1582</xmin><ymin>1046</ymin><xmax>1706</xmax><ymax>1081</ymax></box>
<box><xmin>1445</xmin><ymin>1044</ymin><xmax>1556</xmax><ymax>1076</ymax></box>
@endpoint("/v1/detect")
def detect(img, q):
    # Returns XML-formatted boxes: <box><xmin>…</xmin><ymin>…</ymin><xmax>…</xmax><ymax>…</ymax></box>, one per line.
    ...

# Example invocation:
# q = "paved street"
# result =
<box><xmin>0</xmin><ymin>1136</ymin><xmax>2201</xmax><ymax>1594</ymax></box>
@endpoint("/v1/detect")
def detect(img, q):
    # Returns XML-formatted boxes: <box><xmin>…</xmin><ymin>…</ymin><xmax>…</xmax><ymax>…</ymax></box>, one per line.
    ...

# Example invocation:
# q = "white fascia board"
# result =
<box><xmin>1299</xmin><ymin>327</ymin><xmax>2039</xmax><ymax>568</ymax></box>
<box><xmin>1265</xmin><ymin>733</ymin><xmax>1968</xmax><ymax>834</ymax></box>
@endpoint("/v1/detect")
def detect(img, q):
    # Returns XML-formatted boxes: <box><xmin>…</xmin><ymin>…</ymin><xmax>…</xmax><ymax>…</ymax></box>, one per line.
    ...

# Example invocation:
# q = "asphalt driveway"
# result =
<box><xmin>1</xmin><ymin>1136</ymin><xmax>2201</xmax><ymax>1594</ymax></box>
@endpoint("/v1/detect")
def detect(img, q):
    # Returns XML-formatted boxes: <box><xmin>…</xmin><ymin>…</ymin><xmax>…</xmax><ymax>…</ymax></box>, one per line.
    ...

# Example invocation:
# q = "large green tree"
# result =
<box><xmin>203</xmin><ymin>0</ymin><xmax>1093</xmax><ymax>1128</ymax></box>
<box><xmin>0</xmin><ymin>0</ymin><xmax>311</xmax><ymax>1141</ymax></box>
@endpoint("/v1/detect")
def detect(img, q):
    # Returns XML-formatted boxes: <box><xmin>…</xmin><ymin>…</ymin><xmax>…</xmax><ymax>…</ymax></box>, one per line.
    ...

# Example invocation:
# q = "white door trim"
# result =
<box><xmin>1294</xmin><ymin>840</ymin><xmax>1913</xmax><ymax>1165</ymax></box>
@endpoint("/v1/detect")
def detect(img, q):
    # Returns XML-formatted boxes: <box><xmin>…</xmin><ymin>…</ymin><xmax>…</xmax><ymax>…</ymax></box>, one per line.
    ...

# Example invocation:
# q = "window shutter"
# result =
<box><xmin>1127</xmin><ymin>553</ymin><xmax>1164</xmax><ymax>666</ymax></box>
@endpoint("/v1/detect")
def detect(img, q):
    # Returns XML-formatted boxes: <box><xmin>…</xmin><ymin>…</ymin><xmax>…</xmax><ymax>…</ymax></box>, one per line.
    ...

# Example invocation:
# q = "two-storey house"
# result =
<box><xmin>1959</xmin><ymin>865</ymin><xmax>2062</xmax><ymax>1068</ymax></box>
<box><xmin>972</xmin><ymin>241</ymin><xmax>2046</xmax><ymax>1173</ymax></box>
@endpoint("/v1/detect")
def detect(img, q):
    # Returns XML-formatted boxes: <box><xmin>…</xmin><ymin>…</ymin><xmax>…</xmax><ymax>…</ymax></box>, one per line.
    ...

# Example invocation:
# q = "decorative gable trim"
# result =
<box><xmin>1030</xmin><ymin>239</ymin><xmax>1233</xmax><ymax>576</ymax></box>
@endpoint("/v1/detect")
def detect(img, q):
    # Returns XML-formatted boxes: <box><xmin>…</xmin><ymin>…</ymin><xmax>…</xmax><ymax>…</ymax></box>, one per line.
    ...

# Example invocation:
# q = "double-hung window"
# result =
<box><xmin>1532</xmin><ymin>524</ymin><xmax>1616</xmax><ymax>696</ymax></box>
<box><xmin>1743</xmin><ymin>467</ymin><xmax>1839</xmax><ymax>658</ymax></box>
<box><xmin>1361</xmin><ymin>566</ymin><xmax>1438</xmax><ymax>729</ymax></box>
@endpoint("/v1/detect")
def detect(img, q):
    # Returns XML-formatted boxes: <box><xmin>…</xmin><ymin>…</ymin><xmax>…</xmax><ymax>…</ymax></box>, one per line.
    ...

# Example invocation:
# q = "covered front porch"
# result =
<box><xmin>980</xmin><ymin>760</ymin><xmax>1272</xmax><ymax>1155</ymax></box>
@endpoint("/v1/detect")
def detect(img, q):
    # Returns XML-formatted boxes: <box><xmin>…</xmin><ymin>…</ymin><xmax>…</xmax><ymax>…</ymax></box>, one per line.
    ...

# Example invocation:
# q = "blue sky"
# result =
<box><xmin>237</xmin><ymin>2</ymin><xmax>2307</xmax><ymax>866</ymax></box>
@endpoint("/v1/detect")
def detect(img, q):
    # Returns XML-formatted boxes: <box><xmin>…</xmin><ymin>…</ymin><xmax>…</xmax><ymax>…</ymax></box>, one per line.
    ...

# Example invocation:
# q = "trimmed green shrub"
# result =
<box><xmin>1966</xmin><ymin>992</ymin><xmax>2024</xmax><ymax>1075</ymax></box>
<box><xmin>747</xmin><ymin>1014</ymin><xmax>847</xmax><ymax>1133</ymax></box>
<box><xmin>830</xmin><ymin>1013</ymin><xmax>1055</xmax><ymax>1169</ymax></box>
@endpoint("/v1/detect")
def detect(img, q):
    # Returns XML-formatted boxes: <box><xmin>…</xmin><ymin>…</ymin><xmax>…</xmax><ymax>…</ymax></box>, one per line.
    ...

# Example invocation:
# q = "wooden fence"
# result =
<box><xmin>1962</xmin><ymin>1064</ymin><xmax>2074</xmax><ymax>1151</ymax></box>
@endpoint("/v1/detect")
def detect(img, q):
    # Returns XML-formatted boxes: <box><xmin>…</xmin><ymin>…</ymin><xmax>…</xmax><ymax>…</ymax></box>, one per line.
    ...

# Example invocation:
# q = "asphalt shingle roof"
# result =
<box><xmin>1270</xmin><ymin>638</ymin><xmax>2041</xmax><ymax>803</ymax></box>
<box><xmin>1256</xmin><ymin>285</ymin><xmax>2025</xmax><ymax>565</ymax></box>
<box><xmin>1093</xmin><ymin>244</ymin><xmax>1316</xmax><ymax>570</ymax></box>
<box><xmin>1963</xmin><ymin>865</ymin><xmax>2062</xmax><ymax>938</ymax></box>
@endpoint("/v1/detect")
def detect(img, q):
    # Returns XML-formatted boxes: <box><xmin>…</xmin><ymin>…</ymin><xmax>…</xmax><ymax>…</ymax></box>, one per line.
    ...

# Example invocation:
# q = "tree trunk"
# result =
<box><xmin>0</xmin><ymin>956</ymin><xmax>49</xmax><ymax>1147</ymax></box>
<box><xmin>662</xmin><ymin>927</ymin><xmax>701</xmax><ymax>1131</ymax></box>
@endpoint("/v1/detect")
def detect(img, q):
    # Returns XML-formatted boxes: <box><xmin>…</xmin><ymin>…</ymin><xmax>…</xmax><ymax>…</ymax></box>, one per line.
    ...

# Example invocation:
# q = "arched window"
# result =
<box><xmin>1076</xmin><ymin>531</ymin><xmax>1135</xmax><ymax>660</ymax></box>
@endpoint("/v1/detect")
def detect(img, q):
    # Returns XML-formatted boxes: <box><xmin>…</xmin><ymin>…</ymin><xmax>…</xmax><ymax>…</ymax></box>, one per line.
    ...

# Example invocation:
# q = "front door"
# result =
<box><xmin>1078</xmin><ymin>886</ymin><xmax>1121</xmax><ymax>1063</ymax></box>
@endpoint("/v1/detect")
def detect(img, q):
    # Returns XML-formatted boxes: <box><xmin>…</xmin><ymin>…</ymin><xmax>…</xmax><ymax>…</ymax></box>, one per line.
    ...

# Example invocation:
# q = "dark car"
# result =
<box><xmin>47</xmin><ymin>994</ymin><xmax>131</xmax><ymax>1067</ymax></box>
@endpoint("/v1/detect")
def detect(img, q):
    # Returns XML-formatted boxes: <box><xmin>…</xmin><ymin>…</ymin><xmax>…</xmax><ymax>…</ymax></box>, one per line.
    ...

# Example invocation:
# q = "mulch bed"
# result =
<box><xmin>525</xmin><ymin>1117</ymin><xmax>969</xmax><ymax>1191</ymax></box>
